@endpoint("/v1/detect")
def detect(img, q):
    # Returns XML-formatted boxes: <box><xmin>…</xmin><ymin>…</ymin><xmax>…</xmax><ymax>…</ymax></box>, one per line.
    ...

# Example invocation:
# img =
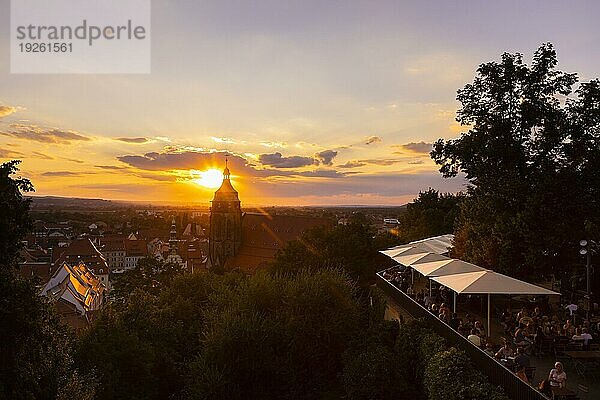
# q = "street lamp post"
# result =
<box><xmin>579</xmin><ymin>240</ymin><xmax>593</xmax><ymax>320</ymax></box>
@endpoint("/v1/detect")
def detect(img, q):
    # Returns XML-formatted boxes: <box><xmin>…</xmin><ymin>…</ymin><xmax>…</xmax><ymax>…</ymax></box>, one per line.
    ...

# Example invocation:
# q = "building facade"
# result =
<box><xmin>208</xmin><ymin>161</ymin><xmax>242</xmax><ymax>271</ymax></box>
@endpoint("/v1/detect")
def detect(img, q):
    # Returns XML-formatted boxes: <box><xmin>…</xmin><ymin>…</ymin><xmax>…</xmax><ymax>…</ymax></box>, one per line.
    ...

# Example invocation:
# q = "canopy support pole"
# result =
<box><xmin>453</xmin><ymin>292</ymin><xmax>457</xmax><ymax>313</ymax></box>
<box><xmin>429</xmin><ymin>279</ymin><xmax>432</xmax><ymax>297</ymax></box>
<box><xmin>487</xmin><ymin>293</ymin><xmax>491</xmax><ymax>338</ymax></box>
<box><xmin>411</xmin><ymin>268</ymin><xmax>414</xmax><ymax>285</ymax></box>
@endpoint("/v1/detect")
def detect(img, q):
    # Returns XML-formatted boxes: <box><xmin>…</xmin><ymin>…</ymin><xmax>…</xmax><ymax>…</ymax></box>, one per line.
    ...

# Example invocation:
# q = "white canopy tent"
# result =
<box><xmin>431</xmin><ymin>270</ymin><xmax>560</xmax><ymax>335</ymax></box>
<box><xmin>411</xmin><ymin>259</ymin><xmax>486</xmax><ymax>309</ymax></box>
<box><xmin>393</xmin><ymin>252</ymin><xmax>450</xmax><ymax>267</ymax></box>
<box><xmin>379</xmin><ymin>234</ymin><xmax>454</xmax><ymax>258</ymax></box>
<box><xmin>380</xmin><ymin>246</ymin><xmax>418</xmax><ymax>258</ymax></box>
<box><xmin>412</xmin><ymin>259</ymin><xmax>486</xmax><ymax>277</ymax></box>
<box><xmin>392</xmin><ymin>252</ymin><xmax>451</xmax><ymax>285</ymax></box>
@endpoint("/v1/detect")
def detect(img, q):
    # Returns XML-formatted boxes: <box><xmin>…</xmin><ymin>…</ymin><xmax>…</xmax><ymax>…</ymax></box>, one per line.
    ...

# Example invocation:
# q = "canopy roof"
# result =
<box><xmin>393</xmin><ymin>252</ymin><xmax>450</xmax><ymax>266</ymax></box>
<box><xmin>431</xmin><ymin>270</ymin><xmax>560</xmax><ymax>295</ymax></box>
<box><xmin>379</xmin><ymin>234</ymin><xmax>454</xmax><ymax>258</ymax></box>
<box><xmin>412</xmin><ymin>259</ymin><xmax>486</xmax><ymax>277</ymax></box>
<box><xmin>380</xmin><ymin>246</ymin><xmax>418</xmax><ymax>258</ymax></box>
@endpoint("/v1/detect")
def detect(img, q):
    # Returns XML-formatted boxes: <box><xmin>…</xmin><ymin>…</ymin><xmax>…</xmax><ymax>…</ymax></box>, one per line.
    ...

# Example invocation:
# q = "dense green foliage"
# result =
<box><xmin>110</xmin><ymin>257</ymin><xmax>187</xmax><ymax>302</ymax></box>
<box><xmin>270</xmin><ymin>212</ymin><xmax>395</xmax><ymax>284</ymax></box>
<box><xmin>78</xmin><ymin>268</ymin><xmax>404</xmax><ymax>400</ymax></box>
<box><xmin>396</xmin><ymin>188</ymin><xmax>462</xmax><ymax>243</ymax></box>
<box><xmin>432</xmin><ymin>43</ymin><xmax>600</xmax><ymax>284</ymax></box>
<box><xmin>0</xmin><ymin>161</ymin><xmax>91</xmax><ymax>400</ymax></box>
<box><xmin>424</xmin><ymin>348</ymin><xmax>507</xmax><ymax>400</ymax></box>
<box><xmin>396</xmin><ymin>321</ymin><xmax>508</xmax><ymax>400</ymax></box>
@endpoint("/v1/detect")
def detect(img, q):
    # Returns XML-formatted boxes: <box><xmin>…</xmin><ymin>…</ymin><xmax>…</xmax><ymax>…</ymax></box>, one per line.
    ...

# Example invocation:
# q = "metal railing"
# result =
<box><xmin>376</xmin><ymin>273</ymin><xmax>549</xmax><ymax>400</ymax></box>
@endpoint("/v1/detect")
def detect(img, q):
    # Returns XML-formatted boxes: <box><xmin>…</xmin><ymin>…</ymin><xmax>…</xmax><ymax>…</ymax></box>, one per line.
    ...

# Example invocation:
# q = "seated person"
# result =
<box><xmin>483</xmin><ymin>342</ymin><xmax>495</xmax><ymax>357</ymax></box>
<box><xmin>449</xmin><ymin>313</ymin><xmax>460</xmax><ymax>331</ymax></box>
<box><xmin>516</xmin><ymin>307</ymin><xmax>528</xmax><ymax>322</ymax></box>
<box><xmin>572</xmin><ymin>328</ymin><xmax>593</xmax><ymax>346</ymax></box>
<box><xmin>514</xmin><ymin>326</ymin><xmax>532</xmax><ymax>346</ymax></box>
<box><xmin>468</xmin><ymin>329</ymin><xmax>482</xmax><ymax>347</ymax></box>
<box><xmin>548</xmin><ymin>362</ymin><xmax>567</xmax><ymax>388</ymax></box>
<box><xmin>474</xmin><ymin>320</ymin><xmax>486</xmax><ymax>337</ymax></box>
<box><xmin>495</xmin><ymin>342</ymin><xmax>514</xmax><ymax>359</ymax></box>
<box><xmin>514</xmin><ymin>347</ymin><xmax>530</xmax><ymax>369</ymax></box>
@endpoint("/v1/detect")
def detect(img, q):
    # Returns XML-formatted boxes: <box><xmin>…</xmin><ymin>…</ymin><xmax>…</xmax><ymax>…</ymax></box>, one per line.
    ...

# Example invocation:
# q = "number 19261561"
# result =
<box><xmin>19</xmin><ymin>42</ymin><xmax>73</xmax><ymax>52</ymax></box>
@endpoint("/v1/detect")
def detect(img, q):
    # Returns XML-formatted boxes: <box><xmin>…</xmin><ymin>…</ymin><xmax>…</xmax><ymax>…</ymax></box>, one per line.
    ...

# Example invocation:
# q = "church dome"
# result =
<box><xmin>212</xmin><ymin>160</ymin><xmax>240</xmax><ymax>203</ymax></box>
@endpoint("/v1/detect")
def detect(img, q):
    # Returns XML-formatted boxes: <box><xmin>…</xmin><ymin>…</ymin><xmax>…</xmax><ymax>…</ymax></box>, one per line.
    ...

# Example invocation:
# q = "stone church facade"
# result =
<box><xmin>208</xmin><ymin>161</ymin><xmax>332</xmax><ymax>273</ymax></box>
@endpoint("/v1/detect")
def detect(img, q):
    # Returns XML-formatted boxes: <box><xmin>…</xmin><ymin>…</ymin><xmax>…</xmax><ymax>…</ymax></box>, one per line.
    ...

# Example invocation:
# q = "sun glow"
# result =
<box><xmin>193</xmin><ymin>169</ymin><xmax>224</xmax><ymax>189</ymax></box>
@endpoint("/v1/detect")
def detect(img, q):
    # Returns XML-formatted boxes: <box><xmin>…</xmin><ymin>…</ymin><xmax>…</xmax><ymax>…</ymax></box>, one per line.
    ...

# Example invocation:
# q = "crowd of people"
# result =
<box><xmin>381</xmin><ymin>265</ymin><xmax>599</xmax><ymax>396</ymax></box>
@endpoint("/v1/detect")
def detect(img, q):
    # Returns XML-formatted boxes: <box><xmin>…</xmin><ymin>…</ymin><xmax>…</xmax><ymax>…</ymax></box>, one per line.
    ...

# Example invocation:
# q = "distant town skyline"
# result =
<box><xmin>1</xmin><ymin>0</ymin><xmax>599</xmax><ymax>205</ymax></box>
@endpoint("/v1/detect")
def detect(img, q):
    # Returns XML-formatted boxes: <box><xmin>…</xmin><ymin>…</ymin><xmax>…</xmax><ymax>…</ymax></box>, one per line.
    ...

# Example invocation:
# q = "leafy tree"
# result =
<box><xmin>397</xmin><ymin>188</ymin><xmax>462</xmax><ymax>243</ymax></box>
<box><xmin>0</xmin><ymin>161</ymin><xmax>89</xmax><ymax>399</ymax></box>
<box><xmin>431</xmin><ymin>43</ymin><xmax>600</xmax><ymax>281</ymax></box>
<box><xmin>110</xmin><ymin>257</ymin><xmax>186</xmax><ymax>303</ymax></box>
<box><xmin>0</xmin><ymin>160</ymin><xmax>33</xmax><ymax>268</ymax></box>
<box><xmin>424</xmin><ymin>348</ymin><xmax>507</xmax><ymax>400</ymax></box>
<box><xmin>270</xmin><ymin>213</ymin><xmax>392</xmax><ymax>284</ymax></box>
<box><xmin>341</xmin><ymin>344</ymin><xmax>407</xmax><ymax>400</ymax></box>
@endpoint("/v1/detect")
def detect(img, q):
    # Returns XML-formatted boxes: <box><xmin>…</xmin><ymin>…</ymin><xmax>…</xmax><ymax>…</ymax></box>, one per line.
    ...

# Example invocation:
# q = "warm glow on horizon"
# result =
<box><xmin>193</xmin><ymin>168</ymin><xmax>224</xmax><ymax>189</ymax></box>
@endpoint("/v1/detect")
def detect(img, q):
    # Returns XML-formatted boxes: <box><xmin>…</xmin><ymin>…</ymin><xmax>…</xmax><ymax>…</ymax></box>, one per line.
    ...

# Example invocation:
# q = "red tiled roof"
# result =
<box><xmin>19</xmin><ymin>262</ymin><xmax>53</xmax><ymax>283</ymax></box>
<box><xmin>226</xmin><ymin>213</ymin><xmax>332</xmax><ymax>273</ymax></box>
<box><xmin>99</xmin><ymin>235</ymin><xmax>126</xmax><ymax>251</ymax></box>
<box><xmin>54</xmin><ymin>238</ymin><xmax>109</xmax><ymax>275</ymax></box>
<box><xmin>124</xmin><ymin>239</ymin><xmax>148</xmax><ymax>257</ymax></box>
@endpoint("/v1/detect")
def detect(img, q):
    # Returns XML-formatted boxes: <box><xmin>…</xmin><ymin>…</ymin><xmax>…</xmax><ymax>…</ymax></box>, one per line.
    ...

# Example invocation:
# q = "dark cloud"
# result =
<box><xmin>95</xmin><ymin>165</ymin><xmax>127</xmax><ymax>170</ymax></box>
<box><xmin>62</xmin><ymin>157</ymin><xmax>84</xmax><ymax>164</ymax></box>
<box><xmin>31</xmin><ymin>151</ymin><xmax>54</xmax><ymax>160</ymax></box>
<box><xmin>1</xmin><ymin>124</ymin><xmax>91</xmax><ymax>143</ymax></box>
<box><xmin>0</xmin><ymin>106</ymin><xmax>18</xmax><ymax>118</ymax></box>
<box><xmin>359</xmin><ymin>158</ymin><xmax>403</xmax><ymax>166</ymax></box>
<box><xmin>114</xmin><ymin>137</ymin><xmax>150</xmax><ymax>144</ymax></box>
<box><xmin>136</xmin><ymin>172</ymin><xmax>177</xmax><ymax>182</ymax></box>
<box><xmin>258</xmin><ymin>152</ymin><xmax>317</xmax><ymax>168</ymax></box>
<box><xmin>365</xmin><ymin>136</ymin><xmax>383</xmax><ymax>145</ymax></box>
<box><xmin>408</xmin><ymin>160</ymin><xmax>425</xmax><ymax>165</ymax></box>
<box><xmin>117</xmin><ymin>149</ymin><xmax>349</xmax><ymax>180</ymax></box>
<box><xmin>315</xmin><ymin>150</ymin><xmax>338</xmax><ymax>166</ymax></box>
<box><xmin>41</xmin><ymin>171</ymin><xmax>87</xmax><ymax>177</ymax></box>
<box><xmin>396</xmin><ymin>141</ymin><xmax>433</xmax><ymax>153</ymax></box>
<box><xmin>295</xmin><ymin>169</ymin><xmax>345</xmax><ymax>178</ymax></box>
<box><xmin>338</xmin><ymin>161</ymin><xmax>366</xmax><ymax>168</ymax></box>
<box><xmin>0</xmin><ymin>149</ymin><xmax>24</xmax><ymax>158</ymax></box>
<box><xmin>255</xmin><ymin>172</ymin><xmax>466</xmax><ymax>200</ymax></box>
<box><xmin>118</xmin><ymin>150</ymin><xmax>250</xmax><ymax>172</ymax></box>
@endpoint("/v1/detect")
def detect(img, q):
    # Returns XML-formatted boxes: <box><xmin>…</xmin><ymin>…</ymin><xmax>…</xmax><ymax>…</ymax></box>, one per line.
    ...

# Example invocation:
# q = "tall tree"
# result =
<box><xmin>431</xmin><ymin>44</ymin><xmax>600</xmax><ymax>284</ymax></box>
<box><xmin>397</xmin><ymin>188</ymin><xmax>462</xmax><ymax>243</ymax></box>
<box><xmin>0</xmin><ymin>161</ymin><xmax>91</xmax><ymax>399</ymax></box>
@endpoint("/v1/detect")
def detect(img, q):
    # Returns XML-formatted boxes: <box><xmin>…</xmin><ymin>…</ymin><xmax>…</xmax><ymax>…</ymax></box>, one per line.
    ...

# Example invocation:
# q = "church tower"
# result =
<box><xmin>208</xmin><ymin>158</ymin><xmax>242</xmax><ymax>271</ymax></box>
<box><xmin>169</xmin><ymin>217</ymin><xmax>178</xmax><ymax>255</ymax></box>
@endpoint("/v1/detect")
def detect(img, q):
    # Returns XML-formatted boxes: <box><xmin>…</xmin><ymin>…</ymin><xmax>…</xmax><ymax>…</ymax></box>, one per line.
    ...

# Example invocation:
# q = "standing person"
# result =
<box><xmin>548</xmin><ymin>362</ymin><xmax>567</xmax><ymax>388</ymax></box>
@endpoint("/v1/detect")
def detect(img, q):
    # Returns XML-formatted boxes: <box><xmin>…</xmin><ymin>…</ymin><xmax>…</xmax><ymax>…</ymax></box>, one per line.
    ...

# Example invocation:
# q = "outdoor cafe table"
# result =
<box><xmin>550</xmin><ymin>386</ymin><xmax>576</xmax><ymax>400</ymax></box>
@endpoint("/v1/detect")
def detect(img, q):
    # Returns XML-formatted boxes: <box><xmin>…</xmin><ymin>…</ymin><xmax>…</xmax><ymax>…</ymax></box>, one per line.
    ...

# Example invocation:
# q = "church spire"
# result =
<box><xmin>223</xmin><ymin>155</ymin><xmax>230</xmax><ymax>180</ymax></box>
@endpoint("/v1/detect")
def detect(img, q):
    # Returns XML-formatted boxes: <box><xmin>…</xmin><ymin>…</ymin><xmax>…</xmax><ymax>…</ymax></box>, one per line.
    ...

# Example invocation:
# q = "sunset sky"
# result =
<box><xmin>1</xmin><ymin>1</ymin><xmax>599</xmax><ymax>205</ymax></box>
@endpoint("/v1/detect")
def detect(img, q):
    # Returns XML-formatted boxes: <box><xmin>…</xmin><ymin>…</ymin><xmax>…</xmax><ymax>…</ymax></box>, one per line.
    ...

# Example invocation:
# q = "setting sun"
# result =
<box><xmin>194</xmin><ymin>169</ymin><xmax>224</xmax><ymax>189</ymax></box>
